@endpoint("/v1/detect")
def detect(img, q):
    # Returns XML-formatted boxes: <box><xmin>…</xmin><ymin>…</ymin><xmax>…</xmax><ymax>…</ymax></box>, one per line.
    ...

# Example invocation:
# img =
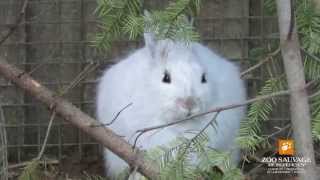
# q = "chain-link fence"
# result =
<box><xmin>0</xmin><ymin>0</ymin><xmax>285</xmax><ymax>178</ymax></box>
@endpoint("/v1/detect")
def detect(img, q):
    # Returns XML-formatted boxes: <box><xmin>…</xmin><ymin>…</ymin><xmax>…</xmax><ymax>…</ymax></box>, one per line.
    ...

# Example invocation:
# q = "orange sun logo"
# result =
<box><xmin>278</xmin><ymin>139</ymin><xmax>294</xmax><ymax>155</ymax></box>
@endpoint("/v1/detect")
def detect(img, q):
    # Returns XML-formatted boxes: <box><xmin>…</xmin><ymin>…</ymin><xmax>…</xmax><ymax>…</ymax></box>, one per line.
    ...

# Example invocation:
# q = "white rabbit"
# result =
<box><xmin>96</xmin><ymin>32</ymin><xmax>246</xmax><ymax>179</ymax></box>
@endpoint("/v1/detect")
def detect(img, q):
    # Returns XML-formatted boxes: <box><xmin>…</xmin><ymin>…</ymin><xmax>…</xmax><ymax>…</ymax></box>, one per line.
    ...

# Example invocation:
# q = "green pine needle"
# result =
<box><xmin>18</xmin><ymin>160</ymin><xmax>41</xmax><ymax>180</ymax></box>
<box><xmin>145</xmin><ymin>132</ymin><xmax>244</xmax><ymax>180</ymax></box>
<box><xmin>236</xmin><ymin>77</ymin><xmax>285</xmax><ymax>152</ymax></box>
<box><xmin>94</xmin><ymin>0</ymin><xmax>201</xmax><ymax>51</ymax></box>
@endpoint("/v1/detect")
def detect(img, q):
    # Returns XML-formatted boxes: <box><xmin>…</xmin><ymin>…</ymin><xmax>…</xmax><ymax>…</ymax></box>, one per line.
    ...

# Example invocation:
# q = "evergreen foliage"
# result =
<box><xmin>237</xmin><ymin>78</ymin><xmax>286</xmax><ymax>152</ymax></box>
<box><xmin>95</xmin><ymin>0</ymin><xmax>200</xmax><ymax>51</ymax></box>
<box><xmin>18</xmin><ymin>161</ymin><xmax>41</xmax><ymax>180</ymax></box>
<box><xmin>145</xmin><ymin>133</ymin><xmax>244</xmax><ymax>180</ymax></box>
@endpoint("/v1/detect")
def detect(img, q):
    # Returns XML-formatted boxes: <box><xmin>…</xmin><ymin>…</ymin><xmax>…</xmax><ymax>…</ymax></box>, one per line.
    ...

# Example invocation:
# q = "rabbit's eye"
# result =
<box><xmin>162</xmin><ymin>70</ymin><xmax>171</xmax><ymax>84</ymax></box>
<box><xmin>201</xmin><ymin>73</ymin><xmax>207</xmax><ymax>83</ymax></box>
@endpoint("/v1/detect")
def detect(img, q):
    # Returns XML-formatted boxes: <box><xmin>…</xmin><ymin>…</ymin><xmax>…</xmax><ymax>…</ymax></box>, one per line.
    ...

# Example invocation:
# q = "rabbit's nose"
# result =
<box><xmin>176</xmin><ymin>97</ymin><xmax>196</xmax><ymax>111</ymax></box>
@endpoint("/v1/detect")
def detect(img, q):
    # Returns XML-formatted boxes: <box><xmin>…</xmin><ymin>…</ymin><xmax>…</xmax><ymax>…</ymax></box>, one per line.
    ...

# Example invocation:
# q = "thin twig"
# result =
<box><xmin>36</xmin><ymin>110</ymin><xmax>56</xmax><ymax>160</ymax></box>
<box><xmin>241</xmin><ymin>124</ymin><xmax>291</xmax><ymax>174</ymax></box>
<box><xmin>133</xmin><ymin>112</ymin><xmax>221</xmax><ymax>165</ymax></box>
<box><xmin>180</xmin><ymin>111</ymin><xmax>221</xmax><ymax>157</ymax></box>
<box><xmin>0</xmin><ymin>0</ymin><xmax>29</xmax><ymax>45</ymax></box>
<box><xmin>246</xmin><ymin>152</ymin><xmax>277</xmax><ymax>176</ymax></box>
<box><xmin>309</xmin><ymin>89</ymin><xmax>320</xmax><ymax>99</ymax></box>
<box><xmin>240</xmin><ymin>48</ymin><xmax>280</xmax><ymax>77</ymax></box>
<box><xmin>91</xmin><ymin>102</ymin><xmax>133</xmax><ymax>127</ymax></box>
<box><xmin>133</xmin><ymin>131</ymin><xmax>145</xmax><ymax>150</ymax></box>
<box><xmin>18</xmin><ymin>63</ymin><xmax>45</xmax><ymax>77</ymax></box>
<box><xmin>135</xmin><ymin>81</ymin><xmax>314</xmax><ymax>135</ymax></box>
<box><xmin>7</xmin><ymin>159</ymin><xmax>59</xmax><ymax>169</ymax></box>
<box><xmin>17</xmin><ymin>49</ymin><xmax>59</xmax><ymax>78</ymax></box>
<box><xmin>189</xmin><ymin>111</ymin><xmax>221</xmax><ymax>145</ymax></box>
<box><xmin>264</xmin><ymin>123</ymin><xmax>291</xmax><ymax>140</ymax></box>
<box><xmin>32</xmin><ymin>62</ymin><xmax>99</xmax><ymax>158</ymax></box>
<box><xmin>59</xmin><ymin>62</ymin><xmax>99</xmax><ymax>96</ymax></box>
<box><xmin>136</xmin><ymin>89</ymin><xmax>291</xmax><ymax>134</ymax></box>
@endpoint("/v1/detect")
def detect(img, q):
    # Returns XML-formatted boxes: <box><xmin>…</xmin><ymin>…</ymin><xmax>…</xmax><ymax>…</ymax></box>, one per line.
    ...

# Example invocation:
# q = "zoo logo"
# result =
<box><xmin>278</xmin><ymin>139</ymin><xmax>294</xmax><ymax>155</ymax></box>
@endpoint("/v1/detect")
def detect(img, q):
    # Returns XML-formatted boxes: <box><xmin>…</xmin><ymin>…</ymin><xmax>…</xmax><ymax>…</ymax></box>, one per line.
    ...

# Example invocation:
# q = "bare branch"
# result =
<box><xmin>59</xmin><ymin>62</ymin><xmax>99</xmax><ymax>96</ymax></box>
<box><xmin>36</xmin><ymin>110</ymin><xmax>56</xmax><ymax>160</ymax></box>
<box><xmin>136</xmin><ymin>88</ymin><xmax>297</xmax><ymax>135</ymax></box>
<box><xmin>0</xmin><ymin>57</ymin><xmax>159</xmax><ymax>179</ymax></box>
<box><xmin>8</xmin><ymin>159</ymin><xmax>59</xmax><ymax>170</ymax></box>
<box><xmin>240</xmin><ymin>48</ymin><xmax>281</xmax><ymax>78</ymax></box>
<box><xmin>276</xmin><ymin>1</ymin><xmax>317</xmax><ymax>179</ymax></box>
<box><xmin>264</xmin><ymin>124</ymin><xmax>291</xmax><ymax>140</ymax></box>
<box><xmin>0</xmin><ymin>0</ymin><xmax>29</xmax><ymax>45</ymax></box>
<box><xmin>91</xmin><ymin>102</ymin><xmax>133</xmax><ymax>127</ymax></box>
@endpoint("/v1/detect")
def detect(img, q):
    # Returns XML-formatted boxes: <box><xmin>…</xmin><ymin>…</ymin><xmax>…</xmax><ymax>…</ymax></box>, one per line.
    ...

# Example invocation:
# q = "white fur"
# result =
<box><xmin>96</xmin><ymin>36</ymin><xmax>246</xmax><ymax>178</ymax></box>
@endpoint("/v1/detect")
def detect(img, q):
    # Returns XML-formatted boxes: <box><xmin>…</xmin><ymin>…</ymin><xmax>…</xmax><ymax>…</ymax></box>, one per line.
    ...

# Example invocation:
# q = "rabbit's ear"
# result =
<box><xmin>143</xmin><ymin>10</ymin><xmax>157</xmax><ymax>57</ymax></box>
<box><xmin>144</xmin><ymin>32</ymin><xmax>156</xmax><ymax>51</ymax></box>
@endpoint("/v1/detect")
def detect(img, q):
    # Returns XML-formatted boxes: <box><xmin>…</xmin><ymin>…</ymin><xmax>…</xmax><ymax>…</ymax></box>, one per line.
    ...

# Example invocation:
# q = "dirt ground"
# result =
<box><xmin>8</xmin><ymin>154</ymin><xmax>105</xmax><ymax>180</ymax></box>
